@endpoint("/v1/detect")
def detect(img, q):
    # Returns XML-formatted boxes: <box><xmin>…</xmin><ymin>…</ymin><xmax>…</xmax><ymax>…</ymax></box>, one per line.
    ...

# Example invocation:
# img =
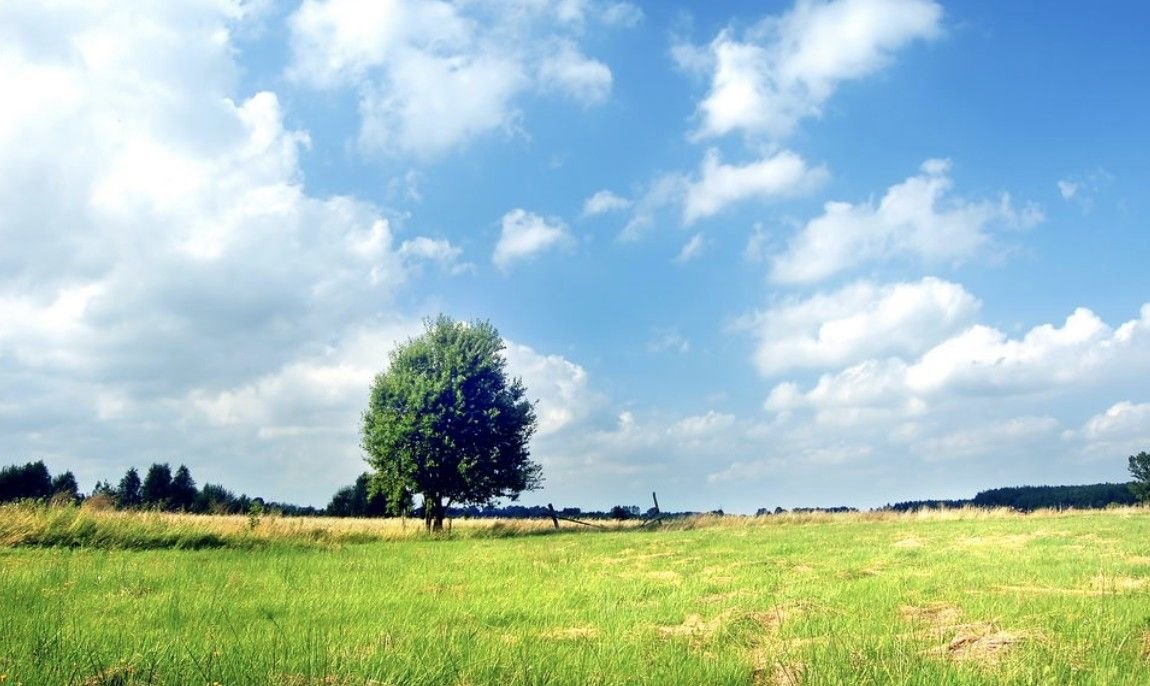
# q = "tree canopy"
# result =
<box><xmin>362</xmin><ymin>315</ymin><xmax>541</xmax><ymax>531</ymax></box>
<box><xmin>1129</xmin><ymin>451</ymin><xmax>1150</xmax><ymax>503</ymax></box>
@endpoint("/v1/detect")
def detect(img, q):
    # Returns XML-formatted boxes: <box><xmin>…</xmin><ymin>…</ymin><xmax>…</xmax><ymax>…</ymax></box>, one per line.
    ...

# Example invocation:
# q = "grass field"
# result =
<box><xmin>1</xmin><ymin>505</ymin><xmax>1149</xmax><ymax>685</ymax></box>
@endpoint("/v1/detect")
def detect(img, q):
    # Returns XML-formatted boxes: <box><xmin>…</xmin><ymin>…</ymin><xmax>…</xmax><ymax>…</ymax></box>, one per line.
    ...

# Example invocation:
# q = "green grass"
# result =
<box><xmin>1</xmin><ymin>507</ymin><xmax>1149</xmax><ymax>684</ymax></box>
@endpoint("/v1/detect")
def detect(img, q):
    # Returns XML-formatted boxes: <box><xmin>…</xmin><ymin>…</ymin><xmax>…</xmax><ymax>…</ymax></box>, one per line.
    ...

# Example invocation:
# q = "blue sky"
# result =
<box><xmin>2</xmin><ymin>0</ymin><xmax>1148</xmax><ymax>513</ymax></box>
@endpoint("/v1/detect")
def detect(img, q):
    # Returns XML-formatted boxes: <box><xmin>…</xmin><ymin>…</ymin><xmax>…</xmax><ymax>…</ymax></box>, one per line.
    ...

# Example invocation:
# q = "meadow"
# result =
<box><xmin>1</xmin><ymin>505</ymin><xmax>1149</xmax><ymax>685</ymax></box>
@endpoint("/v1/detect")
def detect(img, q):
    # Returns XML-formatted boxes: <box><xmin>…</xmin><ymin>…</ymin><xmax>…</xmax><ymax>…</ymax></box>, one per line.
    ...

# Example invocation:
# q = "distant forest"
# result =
<box><xmin>0</xmin><ymin>460</ymin><xmax>1141</xmax><ymax>517</ymax></box>
<box><xmin>886</xmin><ymin>482</ymin><xmax>1137</xmax><ymax>513</ymax></box>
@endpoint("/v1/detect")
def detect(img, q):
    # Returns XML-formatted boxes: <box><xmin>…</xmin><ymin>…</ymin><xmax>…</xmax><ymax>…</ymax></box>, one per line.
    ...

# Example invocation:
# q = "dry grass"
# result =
<box><xmin>0</xmin><ymin>502</ymin><xmax>636</xmax><ymax>549</ymax></box>
<box><xmin>3</xmin><ymin>501</ymin><xmax>1147</xmax><ymax>550</ymax></box>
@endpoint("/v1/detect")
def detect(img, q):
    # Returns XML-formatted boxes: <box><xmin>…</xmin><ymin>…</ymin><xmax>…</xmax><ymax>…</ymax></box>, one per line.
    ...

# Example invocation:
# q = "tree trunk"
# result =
<box><xmin>424</xmin><ymin>495</ymin><xmax>444</xmax><ymax>532</ymax></box>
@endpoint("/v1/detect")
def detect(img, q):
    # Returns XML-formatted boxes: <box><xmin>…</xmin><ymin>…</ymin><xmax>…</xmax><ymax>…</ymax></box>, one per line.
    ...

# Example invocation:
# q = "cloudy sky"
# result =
<box><xmin>2</xmin><ymin>0</ymin><xmax>1148</xmax><ymax>513</ymax></box>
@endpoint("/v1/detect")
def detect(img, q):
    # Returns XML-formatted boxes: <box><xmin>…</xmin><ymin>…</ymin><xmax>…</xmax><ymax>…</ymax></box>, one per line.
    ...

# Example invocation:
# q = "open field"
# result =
<box><xmin>2</xmin><ymin>506</ymin><xmax>1149</xmax><ymax>685</ymax></box>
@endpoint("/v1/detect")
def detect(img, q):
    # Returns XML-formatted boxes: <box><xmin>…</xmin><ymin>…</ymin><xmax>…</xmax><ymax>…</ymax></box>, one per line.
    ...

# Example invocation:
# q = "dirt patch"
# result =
<box><xmin>790</xmin><ymin>564</ymin><xmax>815</xmax><ymax>573</ymax></box>
<box><xmin>643</xmin><ymin>570</ymin><xmax>683</xmax><ymax>583</ymax></box>
<box><xmin>541</xmin><ymin>625</ymin><xmax>600</xmax><ymax>640</ymax></box>
<box><xmin>926</xmin><ymin>623</ymin><xmax>1025</xmax><ymax>665</ymax></box>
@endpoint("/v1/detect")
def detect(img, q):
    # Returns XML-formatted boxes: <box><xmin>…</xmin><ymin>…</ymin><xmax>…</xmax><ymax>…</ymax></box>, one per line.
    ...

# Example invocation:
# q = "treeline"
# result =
<box><xmin>0</xmin><ymin>461</ymin><xmax>80</xmax><ymax>503</ymax></box>
<box><xmin>887</xmin><ymin>482</ymin><xmax>1137</xmax><ymax>513</ymax></box>
<box><xmin>755</xmin><ymin>506</ymin><xmax>858</xmax><ymax>516</ymax></box>
<box><xmin>0</xmin><ymin>460</ymin><xmax>319</xmax><ymax>516</ymax></box>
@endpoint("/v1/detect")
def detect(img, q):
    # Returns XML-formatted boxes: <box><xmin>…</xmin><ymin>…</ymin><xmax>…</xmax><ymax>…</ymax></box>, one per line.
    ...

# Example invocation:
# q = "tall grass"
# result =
<box><xmin>0</xmin><ymin>502</ymin><xmax>642</xmax><ymax>549</ymax></box>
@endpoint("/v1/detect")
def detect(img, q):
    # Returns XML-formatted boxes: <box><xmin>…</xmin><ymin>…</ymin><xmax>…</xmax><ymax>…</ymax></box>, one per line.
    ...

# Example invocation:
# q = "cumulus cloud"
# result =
<box><xmin>1078</xmin><ymin>401</ymin><xmax>1150</xmax><ymax>442</ymax></box>
<box><xmin>1065</xmin><ymin>401</ymin><xmax>1150</xmax><ymax>461</ymax></box>
<box><xmin>691</xmin><ymin>0</ymin><xmax>942</xmax><ymax>140</ymax></box>
<box><xmin>683</xmin><ymin>149</ymin><xmax>828</xmax><ymax>223</ymax></box>
<box><xmin>493</xmin><ymin>209</ymin><xmax>574</xmax><ymax>270</ymax></box>
<box><xmin>537</xmin><ymin>42</ymin><xmax>613</xmax><ymax>105</ymax></box>
<box><xmin>770</xmin><ymin>159</ymin><xmax>1042</xmax><ymax>284</ymax></box>
<box><xmin>582</xmin><ymin>189</ymin><xmax>631</xmax><ymax>216</ymax></box>
<box><xmin>503</xmin><ymin>342</ymin><xmax>602</xmax><ymax>437</ymax></box>
<box><xmin>0</xmin><ymin>2</ymin><xmax>460</xmax><ymax>503</ymax></box>
<box><xmin>618</xmin><ymin>148</ymin><xmax>824</xmax><ymax>240</ymax></box>
<box><xmin>288</xmin><ymin>0</ymin><xmax>629</xmax><ymax>157</ymax></box>
<box><xmin>766</xmin><ymin>303</ymin><xmax>1150</xmax><ymax>416</ymax></box>
<box><xmin>739</xmin><ymin>278</ymin><xmax>980</xmax><ymax>376</ymax></box>
<box><xmin>398</xmin><ymin>236</ymin><xmax>470</xmax><ymax>273</ymax></box>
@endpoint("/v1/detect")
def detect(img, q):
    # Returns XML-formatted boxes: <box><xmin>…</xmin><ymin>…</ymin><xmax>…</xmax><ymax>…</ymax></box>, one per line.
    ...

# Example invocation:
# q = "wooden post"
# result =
<box><xmin>651</xmin><ymin>491</ymin><xmax>660</xmax><ymax>514</ymax></box>
<box><xmin>547</xmin><ymin>503</ymin><xmax>560</xmax><ymax>529</ymax></box>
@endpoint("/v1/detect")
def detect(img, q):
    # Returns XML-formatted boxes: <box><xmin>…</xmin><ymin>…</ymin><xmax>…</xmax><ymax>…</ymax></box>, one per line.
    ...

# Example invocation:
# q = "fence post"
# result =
<box><xmin>547</xmin><ymin>503</ymin><xmax>560</xmax><ymax>529</ymax></box>
<box><xmin>651</xmin><ymin>492</ymin><xmax>660</xmax><ymax>514</ymax></box>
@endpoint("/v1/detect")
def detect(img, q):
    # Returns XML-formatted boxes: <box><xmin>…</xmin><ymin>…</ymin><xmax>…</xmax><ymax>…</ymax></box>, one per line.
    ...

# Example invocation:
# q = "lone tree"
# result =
<box><xmin>1129</xmin><ymin>451</ymin><xmax>1150</xmax><ymax>503</ymax></box>
<box><xmin>362</xmin><ymin>315</ymin><xmax>541</xmax><ymax>532</ymax></box>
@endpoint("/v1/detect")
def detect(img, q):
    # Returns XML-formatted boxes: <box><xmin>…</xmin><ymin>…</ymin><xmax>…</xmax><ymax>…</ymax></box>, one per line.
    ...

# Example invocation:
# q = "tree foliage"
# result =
<box><xmin>362</xmin><ymin>315</ymin><xmax>541</xmax><ymax>531</ymax></box>
<box><xmin>50</xmin><ymin>471</ymin><xmax>79</xmax><ymax>502</ymax></box>
<box><xmin>117</xmin><ymin>468</ymin><xmax>142</xmax><ymax>509</ymax></box>
<box><xmin>1130</xmin><ymin>451</ymin><xmax>1150</xmax><ymax>503</ymax></box>
<box><xmin>326</xmin><ymin>473</ymin><xmax>395</xmax><ymax>517</ymax></box>
<box><xmin>170</xmin><ymin>464</ymin><xmax>199</xmax><ymax>511</ymax></box>
<box><xmin>141</xmin><ymin>463</ymin><xmax>172</xmax><ymax>508</ymax></box>
<box><xmin>0</xmin><ymin>461</ymin><xmax>53</xmax><ymax>502</ymax></box>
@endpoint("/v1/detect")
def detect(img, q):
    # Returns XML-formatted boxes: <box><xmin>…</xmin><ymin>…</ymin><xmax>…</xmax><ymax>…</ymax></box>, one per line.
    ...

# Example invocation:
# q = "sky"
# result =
<box><xmin>2</xmin><ymin>0</ymin><xmax>1149</xmax><ymax>513</ymax></box>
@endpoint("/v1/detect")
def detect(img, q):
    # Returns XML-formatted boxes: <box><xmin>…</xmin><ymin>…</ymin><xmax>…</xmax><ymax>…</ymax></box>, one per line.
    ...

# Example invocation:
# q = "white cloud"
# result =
<box><xmin>1078</xmin><ymin>401</ymin><xmax>1150</xmax><ymax>442</ymax></box>
<box><xmin>288</xmin><ymin>0</ymin><xmax>627</xmax><ymax>157</ymax></box>
<box><xmin>770</xmin><ymin>159</ymin><xmax>1041</xmax><ymax>284</ymax></box>
<box><xmin>493</xmin><ymin>209</ymin><xmax>574</xmax><ymax>270</ymax></box>
<box><xmin>537</xmin><ymin>42</ymin><xmax>613</xmax><ymax>105</ymax></box>
<box><xmin>1057</xmin><ymin>180</ymin><xmax>1079</xmax><ymax>201</ymax></box>
<box><xmin>582</xmin><ymin>189</ymin><xmax>631</xmax><ymax>216</ymax></box>
<box><xmin>358</xmin><ymin>50</ymin><xmax>528</xmax><ymax>158</ymax></box>
<box><xmin>399</xmin><ymin>236</ymin><xmax>470</xmax><ymax>274</ymax></box>
<box><xmin>692</xmin><ymin>0</ymin><xmax>942</xmax><ymax>140</ymax></box>
<box><xmin>618</xmin><ymin>148</ymin><xmax>824</xmax><ymax>241</ymax></box>
<box><xmin>601</xmin><ymin>2</ymin><xmax>644</xmax><ymax>28</ymax></box>
<box><xmin>1064</xmin><ymin>401</ymin><xmax>1150</xmax><ymax>462</ymax></box>
<box><xmin>683</xmin><ymin>148</ymin><xmax>828</xmax><ymax>223</ymax></box>
<box><xmin>0</xmin><ymin>1</ymin><xmax>457</xmax><ymax>504</ymax></box>
<box><xmin>740</xmin><ymin>277</ymin><xmax>980</xmax><ymax>376</ymax></box>
<box><xmin>766</xmin><ymin>303</ymin><xmax>1150</xmax><ymax>415</ymax></box>
<box><xmin>674</xmin><ymin>233</ymin><xmax>706</xmax><ymax>263</ymax></box>
<box><xmin>503</xmin><ymin>342</ymin><xmax>602</xmax><ymax>437</ymax></box>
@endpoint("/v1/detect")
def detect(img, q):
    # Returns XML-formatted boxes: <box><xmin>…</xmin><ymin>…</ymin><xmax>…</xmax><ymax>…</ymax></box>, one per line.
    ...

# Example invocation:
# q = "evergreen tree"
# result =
<box><xmin>0</xmin><ymin>461</ymin><xmax>53</xmax><ymax>502</ymax></box>
<box><xmin>117</xmin><ymin>468</ymin><xmax>142</xmax><ymax>509</ymax></box>
<box><xmin>141</xmin><ymin>463</ymin><xmax>172</xmax><ymax>509</ymax></box>
<box><xmin>169</xmin><ymin>465</ymin><xmax>198</xmax><ymax>511</ymax></box>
